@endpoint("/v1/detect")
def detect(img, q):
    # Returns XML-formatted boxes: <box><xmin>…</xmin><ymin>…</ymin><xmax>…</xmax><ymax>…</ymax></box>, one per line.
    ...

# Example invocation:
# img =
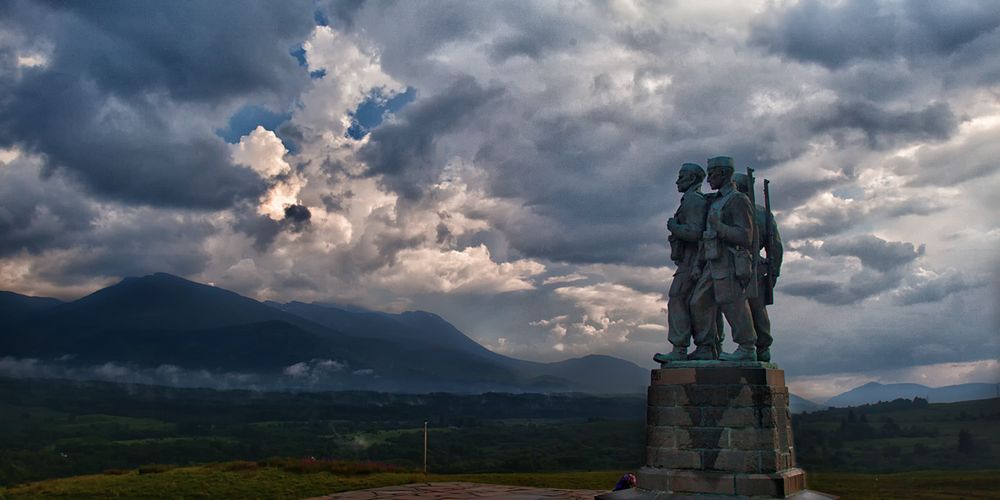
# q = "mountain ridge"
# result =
<box><xmin>0</xmin><ymin>273</ymin><xmax>647</xmax><ymax>394</ymax></box>
<box><xmin>824</xmin><ymin>381</ymin><xmax>998</xmax><ymax>407</ymax></box>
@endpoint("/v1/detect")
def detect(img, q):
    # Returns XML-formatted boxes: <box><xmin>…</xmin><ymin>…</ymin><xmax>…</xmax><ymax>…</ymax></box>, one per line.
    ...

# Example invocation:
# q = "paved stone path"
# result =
<box><xmin>308</xmin><ymin>482</ymin><xmax>605</xmax><ymax>499</ymax></box>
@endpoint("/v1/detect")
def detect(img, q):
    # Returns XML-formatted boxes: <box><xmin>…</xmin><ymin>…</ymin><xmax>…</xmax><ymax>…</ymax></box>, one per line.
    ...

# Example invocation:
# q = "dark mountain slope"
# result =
<box><xmin>1</xmin><ymin>273</ymin><xmax>651</xmax><ymax>393</ymax></box>
<box><xmin>0</xmin><ymin>291</ymin><xmax>63</xmax><ymax>323</ymax></box>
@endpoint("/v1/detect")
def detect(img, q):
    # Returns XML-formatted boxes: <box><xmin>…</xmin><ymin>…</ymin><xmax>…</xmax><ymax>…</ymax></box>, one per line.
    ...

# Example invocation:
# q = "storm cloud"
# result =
<box><xmin>0</xmin><ymin>0</ymin><xmax>314</xmax><ymax>207</ymax></box>
<box><xmin>0</xmin><ymin>1</ymin><xmax>997</xmax><ymax>390</ymax></box>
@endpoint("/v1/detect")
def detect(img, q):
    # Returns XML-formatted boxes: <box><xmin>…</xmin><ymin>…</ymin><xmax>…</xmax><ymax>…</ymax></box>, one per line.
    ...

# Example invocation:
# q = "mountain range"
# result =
<box><xmin>0</xmin><ymin>273</ymin><xmax>648</xmax><ymax>393</ymax></box>
<box><xmin>823</xmin><ymin>381</ymin><xmax>999</xmax><ymax>407</ymax></box>
<box><xmin>2</xmin><ymin>273</ymin><xmax>995</xmax><ymax>405</ymax></box>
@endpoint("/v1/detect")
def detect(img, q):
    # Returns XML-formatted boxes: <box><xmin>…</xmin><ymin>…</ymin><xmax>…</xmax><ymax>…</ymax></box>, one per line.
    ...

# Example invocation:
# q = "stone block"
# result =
<box><xmin>726</xmin><ymin>385</ymin><xmax>789</xmax><ymax>406</ymax></box>
<box><xmin>645</xmin><ymin>425</ymin><xmax>675</xmax><ymax>448</ymax></box>
<box><xmin>752</xmin><ymin>407</ymin><xmax>780</xmax><ymax>428</ymax></box>
<box><xmin>772</xmin><ymin>390</ymin><xmax>789</xmax><ymax>408</ymax></box>
<box><xmin>760</xmin><ymin>450</ymin><xmax>794</xmax><ymax>472</ymax></box>
<box><xmin>717</xmin><ymin>407</ymin><xmax>758</xmax><ymax>428</ymax></box>
<box><xmin>644</xmin><ymin>446</ymin><xmax>658</xmax><ymax>466</ymax></box>
<box><xmin>635</xmin><ymin>466</ymin><xmax>671</xmax><ymax>491</ymax></box>
<box><xmin>636</xmin><ymin>468</ymin><xmax>738</xmax><ymax>496</ymax></box>
<box><xmin>686</xmin><ymin>385</ymin><xmax>730</xmax><ymax>406</ymax></box>
<box><xmin>726</xmin><ymin>384</ymin><xmax>756</xmax><ymax>406</ymax></box>
<box><xmin>734</xmin><ymin>468</ymin><xmax>807</xmax><ymax>497</ymax></box>
<box><xmin>706</xmin><ymin>449</ymin><xmax>759</xmax><ymax>473</ymax></box>
<box><xmin>647</xmin><ymin>405</ymin><xmax>697</xmax><ymax>427</ymax></box>
<box><xmin>650</xmin><ymin>449</ymin><xmax>702</xmax><ymax>469</ymax></box>
<box><xmin>652</xmin><ymin>368</ymin><xmax>697</xmax><ymax>385</ymax></box>
<box><xmin>674</xmin><ymin>427</ymin><xmax>729</xmax><ymax>450</ymax></box>
<box><xmin>647</xmin><ymin>385</ymin><xmax>688</xmax><ymax>406</ymax></box>
<box><xmin>730</xmin><ymin>427</ymin><xmax>778</xmax><ymax>451</ymax></box>
<box><xmin>652</xmin><ymin>366</ymin><xmax>785</xmax><ymax>387</ymax></box>
<box><xmin>669</xmin><ymin>470</ymin><xmax>736</xmax><ymax>495</ymax></box>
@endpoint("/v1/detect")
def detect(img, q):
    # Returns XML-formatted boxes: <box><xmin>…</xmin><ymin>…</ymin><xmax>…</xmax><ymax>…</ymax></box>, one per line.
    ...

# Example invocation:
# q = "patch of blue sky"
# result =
<box><xmin>290</xmin><ymin>45</ymin><xmax>307</xmax><ymax>67</ymax></box>
<box><xmin>346</xmin><ymin>87</ymin><xmax>417</xmax><ymax>140</ymax></box>
<box><xmin>314</xmin><ymin>10</ymin><xmax>329</xmax><ymax>27</ymax></box>
<box><xmin>216</xmin><ymin>105</ymin><xmax>292</xmax><ymax>144</ymax></box>
<box><xmin>832</xmin><ymin>185</ymin><xmax>864</xmax><ymax>200</ymax></box>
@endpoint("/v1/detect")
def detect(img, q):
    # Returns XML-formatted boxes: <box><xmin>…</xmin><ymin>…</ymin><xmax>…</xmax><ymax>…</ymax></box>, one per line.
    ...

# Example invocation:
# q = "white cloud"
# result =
<box><xmin>370</xmin><ymin>244</ymin><xmax>544</xmax><ymax>294</ymax></box>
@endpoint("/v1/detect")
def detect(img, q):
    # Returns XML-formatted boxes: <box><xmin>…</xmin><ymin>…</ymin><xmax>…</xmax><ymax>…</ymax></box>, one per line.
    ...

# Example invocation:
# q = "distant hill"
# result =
<box><xmin>789</xmin><ymin>394</ymin><xmax>825</xmax><ymax>414</ymax></box>
<box><xmin>266</xmin><ymin>301</ymin><xmax>648</xmax><ymax>394</ymax></box>
<box><xmin>825</xmin><ymin>381</ymin><xmax>999</xmax><ymax>407</ymax></box>
<box><xmin>0</xmin><ymin>291</ymin><xmax>62</xmax><ymax>322</ymax></box>
<box><xmin>0</xmin><ymin>273</ymin><xmax>648</xmax><ymax>394</ymax></box>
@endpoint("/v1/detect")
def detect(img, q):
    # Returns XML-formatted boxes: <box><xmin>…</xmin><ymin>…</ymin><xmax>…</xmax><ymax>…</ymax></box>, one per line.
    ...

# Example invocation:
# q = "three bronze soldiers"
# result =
<box><xmin>654</xmin><ymin>156</ymin><xmax>783</xmax><ymax>364</ymax></box>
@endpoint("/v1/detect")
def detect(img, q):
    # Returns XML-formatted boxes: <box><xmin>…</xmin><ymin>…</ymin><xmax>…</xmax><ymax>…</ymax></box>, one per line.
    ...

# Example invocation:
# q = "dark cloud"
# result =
<box><xmin>484</xmin><ymin>4</ymin><xmax>587</xmax><ymax>63</ymax></box>
<box><xmin>823</xmin><ymin>234</ymin><xmax>925</xmax><ymax>272</ymax></box>
<box><xmin>233</xmin><ymin>210</ymin><xmax>282</xmax><ymax>252</ymax></box>
<box><xmin>359</xmin><ymin>76</ymin><xmax>506</xmax><ymax>199</ymax></box>
<box><xmin>782</xmin><ymin>234</ymin><xmax>925</xmax><ymax>305</ymax></box>
<box><xmin>314</xmin><ymin>0</ymin><xmax>366</xmax><ymax>29</ymax></box>
<box><xmin>899</xmin><ymin>127</ymin><xmax>1000</xmax><ymax>187</ymax></box>
<box><xmin>32</xmin><ymin>211</ymin><xmax>215</xmax><ymax>287</ymax></box>
<box><xmin>751</xmin><ymin>0</ymin><xmax>1000</xmax><ymax>69</ymax></box>
<box><xmin>32</xmin><ymin>1</ymin><xmax>313</xmax><ymax>102</ymax></box>
<box><xmin>809</xmin><ymin>100</ymin><xmax>958</xmax><ymax>149</ymax></box>
<box><xmin>0</xmin><ymin>157</ymin><xmax>97</xmax><ymax>257</ymax></box>
<box><xmin>0</xmin><ymin>0</ymin><xmax>314</xmax><ymax>208</ymax></box>
<box><xmin>283</xmin><ymin>204</ymin><xmax>311</xmax><ymax>221</ymax></box>
<box><xmin>282</xmin><ymin>203</ymin><xmax>311</xmax><ymax>231</ymax></box>
<box><xmin>895</xmin><ymin>271</ymin><xmax>987</xmax><ymax>306</ymax></box>
<box><xmin>769</xmin><ymin>170</ymin><xmax>849</xmax><ymax>210</ymax></box>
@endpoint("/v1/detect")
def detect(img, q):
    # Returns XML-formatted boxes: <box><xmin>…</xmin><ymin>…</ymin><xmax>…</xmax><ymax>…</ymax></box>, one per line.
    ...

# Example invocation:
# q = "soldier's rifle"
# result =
<box><xmin>762</xmin><ymin>179</ymin><xmax>775</xmax><ymax>305</ymax></box>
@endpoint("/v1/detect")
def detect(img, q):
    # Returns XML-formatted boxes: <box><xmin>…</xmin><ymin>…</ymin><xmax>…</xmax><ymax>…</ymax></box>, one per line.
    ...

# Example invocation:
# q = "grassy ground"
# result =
<box><xmin>808</xmin><ymin>470</ymin><xmax>1000</xmax><ymax>499</ymax></box>
<box><xmin>2</xmin><ymin>464</ymin><xmax>998</xmax><ymax>499</ymax></box>
<box><xmin>0</xmin><ymin>464</ymin><xmax>620</xmax><ymax>499</ymax></box>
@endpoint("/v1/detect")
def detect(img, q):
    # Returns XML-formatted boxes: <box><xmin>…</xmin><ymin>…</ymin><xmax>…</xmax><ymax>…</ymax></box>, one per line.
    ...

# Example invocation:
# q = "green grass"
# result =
<box><xmin>2</xmin><ymin>464</ymin><xmax>998</xmax><ymax>500</ymax></box>
<box><xmin>809</xmin><ymin>470</ymin><xmax>1000</xmax><ymax>499</ymax></box>
<box><xmin>0</xmin><ymin>464</ymin><xmax>621</xmax><ymax>499</ymax></box>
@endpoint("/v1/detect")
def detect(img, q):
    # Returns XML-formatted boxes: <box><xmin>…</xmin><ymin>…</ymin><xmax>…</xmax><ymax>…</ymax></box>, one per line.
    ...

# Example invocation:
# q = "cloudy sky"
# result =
<box><xmin>1</xmin><ymin>0</ymin><xmax>998</xmax><ymax>400</ymax></box>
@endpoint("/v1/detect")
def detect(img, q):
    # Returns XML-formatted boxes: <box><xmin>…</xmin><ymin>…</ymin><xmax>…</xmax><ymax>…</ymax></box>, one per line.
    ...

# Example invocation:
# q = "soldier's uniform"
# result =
<box><xmin>749</xmin><ymin>204</ymin><xmax>782</xmax><ymax>356</ymax></box>
<box><xmin>666</xmin><ymin>175</ymin><xmax>708</xmax><ymax>352</ymax></box>
<box><xmin>689</xmin><ymin>157</ymin><xmax>758</xmax><ymax>360</ymax></box>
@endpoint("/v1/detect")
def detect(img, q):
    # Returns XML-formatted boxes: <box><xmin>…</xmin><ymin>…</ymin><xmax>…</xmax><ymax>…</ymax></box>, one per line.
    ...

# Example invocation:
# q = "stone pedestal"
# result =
<box><xmin>599</xmin><ymin>363</ymin><xmax>837</xmax><ymax>499</ymax></box>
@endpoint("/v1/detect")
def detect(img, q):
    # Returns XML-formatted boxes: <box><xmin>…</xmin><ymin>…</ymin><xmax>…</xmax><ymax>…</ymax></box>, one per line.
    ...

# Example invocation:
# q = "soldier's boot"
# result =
<box><xmin>719</xmin><ymin>345</ymin><xmax>757</xmax><ymax>362</ymax></box>
<box><xmin>687</xmin><ymin>345</ymin><xmax>717</xmax><ymax>361</ymax></box>
<box><xmin>653</xmin><ymin>346</ymin><xmax>688</xmax><ymax>364</ymax></box>
<box><xmin>756</xmin><ymin>347</ymin><xmax>771</xmax><ymax>362</ymax></box>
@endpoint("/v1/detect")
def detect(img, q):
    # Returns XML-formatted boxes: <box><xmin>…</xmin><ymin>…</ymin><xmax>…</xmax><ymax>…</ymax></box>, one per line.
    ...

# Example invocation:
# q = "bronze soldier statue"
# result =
<box><xmin>688</xmin><ymin>156</ymin><xmax>758</xmax><ymax>361</ymax></box>
<box><xmin>734</xmin><ymin>173</ymin><xmax>783</xmax><ymax>362</ymax></box>
<box><xmin>654</xmin><ymin>163</ymin><xmax>708</xmax><ymax>363</ymax></box>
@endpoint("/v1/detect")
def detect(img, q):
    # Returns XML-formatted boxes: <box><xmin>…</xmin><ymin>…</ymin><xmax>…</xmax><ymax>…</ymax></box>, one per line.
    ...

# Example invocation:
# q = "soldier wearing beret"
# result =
<box><xmin>688</xmin><ymin>156</ymin><xmax>758</xmax><ymax>361</ymax></box>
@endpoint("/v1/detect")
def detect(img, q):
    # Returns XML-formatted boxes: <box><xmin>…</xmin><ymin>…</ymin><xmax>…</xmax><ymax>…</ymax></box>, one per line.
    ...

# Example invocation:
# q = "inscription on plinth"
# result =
<box><xmin>637</xmin><ymin>365</ymin><xmax>807</xmax><ymax>498</ymax></box>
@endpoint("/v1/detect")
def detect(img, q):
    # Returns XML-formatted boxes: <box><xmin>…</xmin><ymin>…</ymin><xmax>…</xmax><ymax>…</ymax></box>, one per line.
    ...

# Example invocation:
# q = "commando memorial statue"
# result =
<box><xmin>606</xmin><ymin>156</ymin><xmax>836</xmax><ymax>499</ymax></box>
<box><xmin>734</xmin><ymin>172</ymin><xmax>783</xmax><ymax>363</ymax></box>
<box><xmin>655</xmin><ymin>163</ymin><xmax>708</xmax><ymax>364</ymax></box>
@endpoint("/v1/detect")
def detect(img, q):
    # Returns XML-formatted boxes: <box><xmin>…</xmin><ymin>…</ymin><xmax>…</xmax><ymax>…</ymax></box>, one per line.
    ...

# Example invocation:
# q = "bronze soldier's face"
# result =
<box><xmin>676</xmin><ymin>171</ymin><xmax>698</xmax><ymax>192</ymax></box>
<box><xmin>707</xmin><ymin>167</ymin><xmax>728</xmax><ymax>190</ymax></box>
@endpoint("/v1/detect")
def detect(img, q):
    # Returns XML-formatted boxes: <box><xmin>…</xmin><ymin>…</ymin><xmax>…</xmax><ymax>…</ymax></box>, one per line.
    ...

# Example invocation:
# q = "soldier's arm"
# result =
<box><xmin>768</xmin><ymin>214</ymin><xmax>783</xmax><ymax>276</ymax></box>
<box><xmin>715</xmin><ymin>196</ymin><xmax>753</xmax><ymax>248</ymax></box>
<box><xmin>671</xmin><ymin>195</ymin><xmax>707</xmax><ymax>242</ymax></box>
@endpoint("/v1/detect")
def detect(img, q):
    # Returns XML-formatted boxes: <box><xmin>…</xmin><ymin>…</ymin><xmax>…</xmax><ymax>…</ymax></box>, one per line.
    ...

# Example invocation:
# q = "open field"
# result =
<box><xmin>2</xmin><ymin>464</ymin><xmax>998</xmax><ymax>499</ymax></box>
<box><xmin>2</xmin><ymin>377</ymin><xmax>998</xmax><ymax>496</ymax></box>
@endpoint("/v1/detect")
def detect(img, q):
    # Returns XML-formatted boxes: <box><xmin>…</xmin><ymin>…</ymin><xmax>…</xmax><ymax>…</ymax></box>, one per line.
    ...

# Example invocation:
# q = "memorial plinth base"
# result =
<box><xmin>598</xmin><ymin>364</ymin><xmax>836</xmax><ymax>499</ymax></box>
